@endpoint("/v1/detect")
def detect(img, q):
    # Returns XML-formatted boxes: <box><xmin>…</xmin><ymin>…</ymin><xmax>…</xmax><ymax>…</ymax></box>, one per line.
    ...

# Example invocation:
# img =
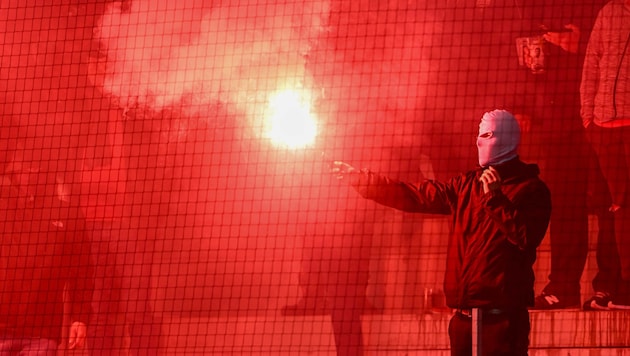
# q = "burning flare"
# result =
<box><xmin>264</xmin><ymin>89</ymin><xmax>318</xmax><ymax>149</ymax></box>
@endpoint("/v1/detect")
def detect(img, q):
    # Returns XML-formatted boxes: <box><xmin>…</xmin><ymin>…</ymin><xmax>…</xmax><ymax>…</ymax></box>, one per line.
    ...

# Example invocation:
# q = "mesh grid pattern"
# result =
<box><xmin>1</xmin><ymin>1</ymin><xmax>628</xmax><ymax>355</ymax></box>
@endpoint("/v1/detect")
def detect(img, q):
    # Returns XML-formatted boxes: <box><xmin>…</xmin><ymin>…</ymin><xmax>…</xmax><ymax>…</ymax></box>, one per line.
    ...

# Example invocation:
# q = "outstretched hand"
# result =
<box><xmin>330</xmin><ymin>161</ymin><xmax>358</xmax><ymax>180</ymax></box>
<box><xmin>479</xmin><ymin>166</ymin><xmax>502</xmax><ymax>194</ymax></box>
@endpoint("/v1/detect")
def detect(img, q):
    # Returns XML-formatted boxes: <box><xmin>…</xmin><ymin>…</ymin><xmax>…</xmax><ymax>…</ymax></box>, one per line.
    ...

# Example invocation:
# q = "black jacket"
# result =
<box><xmin>350</xmin><ymin>158</ymin><xmax>551</xmax><ymax>309</ymax></box>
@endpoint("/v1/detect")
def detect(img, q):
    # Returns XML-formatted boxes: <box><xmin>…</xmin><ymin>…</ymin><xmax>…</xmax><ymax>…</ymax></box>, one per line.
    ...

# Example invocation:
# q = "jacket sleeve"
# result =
<box><xmin>480</xmin><ymin>180</ymin><xmax>551</xmax><ymax>250</ymax></box>
<box><xmin>580</xmin><ymin>9</ymin><xmax>603</xmax><ymax>127</ymax></box>
<box><xmin>347</xmin><ymin>170</ymin><xmax>454</xmax><ymax>215</ymax></box>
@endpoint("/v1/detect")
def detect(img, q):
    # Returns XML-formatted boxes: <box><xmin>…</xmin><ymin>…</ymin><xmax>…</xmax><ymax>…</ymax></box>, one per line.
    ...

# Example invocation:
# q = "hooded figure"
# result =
<box><xmin>332</xmin><ymin>109</ymin><xmax>551</xmax><ymax>355</ymax></box>
<box><xmin>477</xmin><ymin>109</ymin><xmax>521</xmax><ymax>168</ymax></box>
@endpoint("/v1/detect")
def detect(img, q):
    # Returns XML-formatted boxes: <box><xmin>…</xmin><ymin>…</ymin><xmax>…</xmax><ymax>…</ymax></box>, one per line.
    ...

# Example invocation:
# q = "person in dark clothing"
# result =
<box><xmin>511</xmin><ymin>0</ymin><xmax>619</xmax><ymax>310</ymax></box>
<box><xmin>580</xmin><ymin>0</ymin><xmax>630</xmax><ymax>309</ymax></box>
<box><xmin>332</xmin><ymin>109</ymin><xmax>551</xmax><ymax>355</ymax></box>
<box><xmin>0</xmin><ymin>133</ymin><xmax>94</xmax><ymax>355</ymax></box>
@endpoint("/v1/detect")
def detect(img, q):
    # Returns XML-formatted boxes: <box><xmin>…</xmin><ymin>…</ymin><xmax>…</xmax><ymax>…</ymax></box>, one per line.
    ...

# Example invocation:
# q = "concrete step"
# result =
<box><xmin>160</xmin><ymin>310</ymin><xmax>630</xmax><ymax>355</ymax></box>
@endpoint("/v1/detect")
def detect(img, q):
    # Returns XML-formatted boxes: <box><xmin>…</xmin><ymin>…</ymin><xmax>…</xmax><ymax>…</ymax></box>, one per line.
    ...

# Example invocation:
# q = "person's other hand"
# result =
<box><xmin>479</xmin><ymin>166</ymin><xmax>502</xmax><ymax>194</ymax></box>
<box><xmin>330</xmin><ymin>161</ymin><xmax>358</xmax><ymax>180</ymax></box>
<box><xmin>68</xmin><ymin>321</ymin><xmax>87</xmax><ymax>350</ymax></box>
<box><xmin>543</xmin><ymin>24</ymin><xmax>580</xmax><ymax>54</ymax></box>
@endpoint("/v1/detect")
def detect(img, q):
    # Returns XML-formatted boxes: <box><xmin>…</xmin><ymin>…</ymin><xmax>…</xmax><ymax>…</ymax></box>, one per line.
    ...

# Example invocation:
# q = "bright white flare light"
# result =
<box><xmin>264</xmin><ymin>90</ymin><xmax>318</xmax><ymax>149</ymax></box>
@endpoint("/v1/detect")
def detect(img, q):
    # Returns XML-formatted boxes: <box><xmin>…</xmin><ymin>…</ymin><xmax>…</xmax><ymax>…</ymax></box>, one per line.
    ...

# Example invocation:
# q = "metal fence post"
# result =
<box><xmin>472</xmin><ymin>308</ymin><xmax>482</xmax><ymax>356</ymax></box>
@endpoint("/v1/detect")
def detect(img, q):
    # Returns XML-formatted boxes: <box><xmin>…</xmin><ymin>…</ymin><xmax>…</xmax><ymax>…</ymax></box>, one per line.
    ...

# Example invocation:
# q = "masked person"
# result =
<box><xmin>331</xmin><ymin>110</ymin><xmax>551</xmax><ymax>355</ymax></box>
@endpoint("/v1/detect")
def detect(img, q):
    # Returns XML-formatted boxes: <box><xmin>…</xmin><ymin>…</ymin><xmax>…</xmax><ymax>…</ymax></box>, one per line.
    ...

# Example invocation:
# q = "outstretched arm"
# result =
<box><xmin>330</xmin><ymin>161</ymin><xmax>453</xmax><ymax>214</ymax></box>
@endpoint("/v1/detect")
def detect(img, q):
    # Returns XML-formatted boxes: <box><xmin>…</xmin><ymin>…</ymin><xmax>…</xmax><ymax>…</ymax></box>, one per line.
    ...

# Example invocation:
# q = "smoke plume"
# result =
<box><xmin>94</xmin><ymin>0</ymin><xmax>330</xmax><ymax>127</ymax></box>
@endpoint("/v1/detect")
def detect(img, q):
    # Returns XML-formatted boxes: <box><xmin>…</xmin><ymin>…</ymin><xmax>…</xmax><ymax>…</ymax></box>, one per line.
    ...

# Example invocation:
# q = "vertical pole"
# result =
<box><xmin>472</xmin><ymin>308</ymin><xmax>482</xmax><ymax>356</ymax></box>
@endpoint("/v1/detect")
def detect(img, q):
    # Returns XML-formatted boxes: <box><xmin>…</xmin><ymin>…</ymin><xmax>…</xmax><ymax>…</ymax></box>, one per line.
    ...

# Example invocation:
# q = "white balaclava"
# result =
<box><xmin>477</xmin><ymin>109</ymin><xmax>520</xmax><ymax>168</ymax></box>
